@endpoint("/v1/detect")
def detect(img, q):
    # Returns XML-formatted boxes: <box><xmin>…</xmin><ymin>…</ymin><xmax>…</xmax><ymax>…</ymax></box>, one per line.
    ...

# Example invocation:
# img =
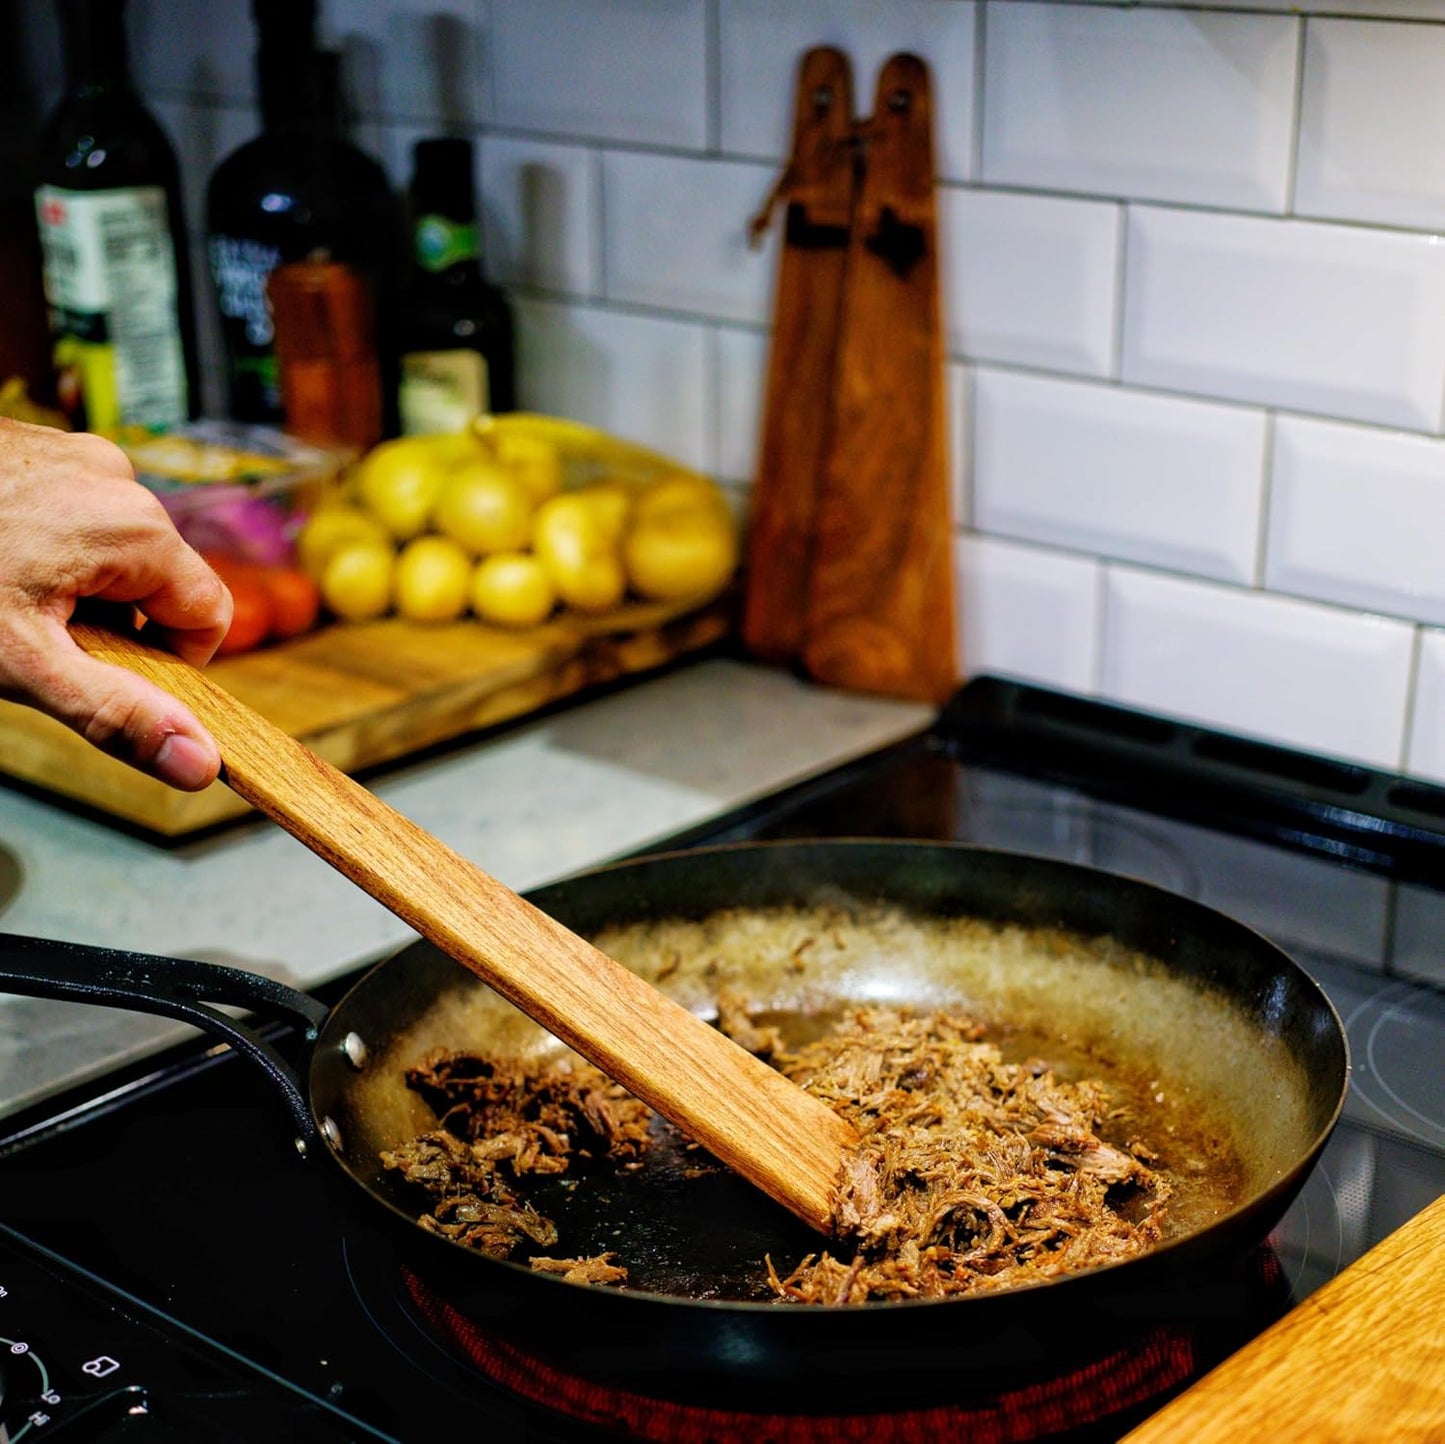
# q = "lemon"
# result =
<box><xmin>493</xmin><ymin>431</ymin><xmax>562</xmax><ymax>504</ymax></box>
<box><xmin>571</xmin><ymin>482</ymin><xmax>633</xmax><ymax>545</ymax></box>
<box><xmin>532</xmin><ymin>493</ymin><xmax>627</xmax><ymax>613</ymax></box>
<box><xmin>321</xmin><ymin>543</ymin><xmax>395</xmax><ymax>621</ymax></box>
<box><xmin>469</xmin><ymin>552</ymin><xmax>557</xmax><ymax>628</ymax></box>
<box><xmin>623</xmin><ymin>510</ymin><xmax>738</xmax><ymax>602</ymax></box>
<box><xmin>295</xmin><ymin>505</ymin><xmax>392</xmax><ymax>581</ymax></box>
<box><xmin>432</xmin><ymin>461</ymin><xmax>534</xmax><ymax>555</ymax></box>
<box><xmin>394</xmin><ymin>535</ymin><xmax>472</xmax><ymax>623</ymax></box>
<box><xmin>354</xmin><ymin>435</ymin><xmax>460</xmax><ymax>540</ymax></box>
<box><xmin>632</xmin><ymin>473</ymin><xmax>731</xmax><ymax>527</ymax></box>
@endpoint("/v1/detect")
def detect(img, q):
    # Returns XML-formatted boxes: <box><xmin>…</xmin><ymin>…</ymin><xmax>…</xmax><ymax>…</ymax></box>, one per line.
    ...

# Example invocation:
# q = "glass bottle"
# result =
<box><xmin>34</xmin><ymin>0</ymin><xmax>200</xmax><ymax>431</ymax></box>
<box><xmin>206</xmin><ymin>0</ymin><xmax>400</xmax><ymax>429</ymax></box>
<box><xmin>397</xmin><ymin>137</ymin><xmax>515</xmax><ymax>435</ymax></box>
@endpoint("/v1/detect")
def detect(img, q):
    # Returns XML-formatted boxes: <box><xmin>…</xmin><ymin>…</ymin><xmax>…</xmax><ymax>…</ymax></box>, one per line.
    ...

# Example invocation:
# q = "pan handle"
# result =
<box><xmin>0</xmin><ymin>932</ymin><xmax>330</xmax><ymax>1151</ymax></box>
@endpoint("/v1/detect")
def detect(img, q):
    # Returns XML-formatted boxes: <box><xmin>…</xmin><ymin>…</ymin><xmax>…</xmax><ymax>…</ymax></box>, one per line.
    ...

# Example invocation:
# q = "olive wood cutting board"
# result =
<box><xmin>0</xmin><ymin>594</ymin><xmax>730</xmax><ymax>836</ymax></box>
<box><xmin>1122</xmin><ymin>1189</ymin><xmax>1445</xmax><ymax>1441</ymax></box>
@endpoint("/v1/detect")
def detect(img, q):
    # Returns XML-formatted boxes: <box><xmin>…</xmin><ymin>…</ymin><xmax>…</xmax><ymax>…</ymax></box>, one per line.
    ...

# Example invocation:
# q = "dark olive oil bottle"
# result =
<box><xmin>397</xmin><ymin>137</ymin><xmax>515</xmax><ymax>434</ymax></box>
<box><xmin>206</xmin><ymin>0</ymin><xmax>400</xmax><ymax>429</ymax></box>
<box><xmin>34</xmin><ymin>0</ymin><xmax>200</xmax><ymax>430</ymax></box>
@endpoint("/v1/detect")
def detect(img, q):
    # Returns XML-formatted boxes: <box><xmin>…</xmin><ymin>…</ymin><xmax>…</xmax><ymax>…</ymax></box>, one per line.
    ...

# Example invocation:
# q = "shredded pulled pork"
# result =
<box><xmin>760</xmin><ymin>1007</ymin><xmax>1170</xmax><ymax>1303</ymax></box>
<box><xmin>380</xmin><ymin>1051</ymin><xmax>651</xmax><ymax>1279</ymax></box>
<box><xmin>383</xmin><ymin>1007</ymin><xmax>1171</xmax><ymax>1302</ymax></box>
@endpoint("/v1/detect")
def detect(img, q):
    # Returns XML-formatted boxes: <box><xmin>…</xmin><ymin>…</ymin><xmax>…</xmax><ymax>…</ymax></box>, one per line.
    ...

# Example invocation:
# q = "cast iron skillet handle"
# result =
<box><xmin>0</xmin><ymin>931</ymin><xmax>329</xmax><ymax>1151</ymax></box>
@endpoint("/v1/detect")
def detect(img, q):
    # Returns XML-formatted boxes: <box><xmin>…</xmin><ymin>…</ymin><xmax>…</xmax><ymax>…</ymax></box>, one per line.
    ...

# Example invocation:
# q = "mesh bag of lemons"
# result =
<box><xmin>295</xmin><ymin>415</ymin><xmax>739</xmax><ymax>628</ymax></box>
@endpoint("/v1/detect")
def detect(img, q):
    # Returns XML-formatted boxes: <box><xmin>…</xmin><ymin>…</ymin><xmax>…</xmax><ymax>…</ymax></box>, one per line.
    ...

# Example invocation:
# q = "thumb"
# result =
<box><xmin>19</xmin><ymin>629</ymin><xmax>222</xmax><ymax>791</ymax></box>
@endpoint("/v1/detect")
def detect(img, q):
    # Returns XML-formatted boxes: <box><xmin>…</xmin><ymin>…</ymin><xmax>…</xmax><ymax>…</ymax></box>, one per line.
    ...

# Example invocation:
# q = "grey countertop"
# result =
<box><xmin>0</xmin><ymin>658</ymin><xmax>932</xmax><ymax>1119</ymax></box>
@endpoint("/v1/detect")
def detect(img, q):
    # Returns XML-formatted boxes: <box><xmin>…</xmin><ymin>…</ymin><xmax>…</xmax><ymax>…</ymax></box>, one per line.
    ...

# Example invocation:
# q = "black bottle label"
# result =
<box><xmin>208</xmin><ymin>233</ymin><xmax>284</xmax><ymax>419</ymax></box>
<box><xmin>34</xmin><ymin>184</ymin><xmax>189</xmax><ymax>429</ymax></box>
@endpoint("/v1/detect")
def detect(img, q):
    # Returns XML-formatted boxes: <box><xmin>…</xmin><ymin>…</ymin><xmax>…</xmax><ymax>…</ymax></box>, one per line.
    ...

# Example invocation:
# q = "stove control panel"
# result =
<box><xmin>0</xmin><ymin>1227</ymin><xmax>374</xmax><ymax>1442</ymax></box>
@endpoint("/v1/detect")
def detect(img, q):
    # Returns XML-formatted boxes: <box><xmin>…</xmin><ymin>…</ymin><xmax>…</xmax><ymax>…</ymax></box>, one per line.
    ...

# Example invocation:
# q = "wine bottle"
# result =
<box><xmin>33</xmin><ymin>0</ymin><xmax>200</xmax><ymax>431</ymax></box>
<box><xmin>397</xmin><ymin>137</ymin><xmax>515</xmax><ymax>435</ymax></box>
<box><xmin>206</xmin><ymin>0</ymin><xmax>400</xmax><ymax>429</ymax></box>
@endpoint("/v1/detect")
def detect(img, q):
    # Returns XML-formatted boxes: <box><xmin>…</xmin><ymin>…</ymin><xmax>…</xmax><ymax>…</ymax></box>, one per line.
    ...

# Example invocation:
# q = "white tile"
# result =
<box><xmin>941</xmin><ymin>188</ymin><xmax>1119</xmax><ymax>376</ymax></box>
<box><xmin>974</xmin><ymin>370</ymin><xmax>1266</xmax><ymax>584</ymax></box>
<box><xmin>949</xmin><ymin>361</ymin><xmax>970</xmax><ymax>528</ymax></box>
<box><xmin>717</xmin><ymin>0</ymin><xmax>978</xmax><ymax>182</ymax></box>
<box><xmin>513</xmin><ymin>297</ymin><xmax>711</xmax><ymax>474</ymax></box>
<box><xmin>1122</xmin><ymin>207</ymin><xmax>1445</xmax><ymax>431</ymax></box>
<box><xmin>981</xmin><ymin>6</ymin><xmax>1298</xmax><ymax>211</ymax></box>
<box><xmin>1407</xmin><ymin>630</ymin><xmax>1445</xmax><ymax>784</ymax></box>
<box><xmin>324</xmin><ymin>0</ymin><xmax>484</xmax><ymax>128</ymax></box>
<box><xmin>130</xmin><ymin>0</ymin><xmax>254</xmax><ymax>102</ymax></box>
<box><xmin>489</xmin><ymin>0</ymin><xmax>708</xmax><ymax>148</ymax></box>
<box><xmin>715</xmin><ymin>325</ymin><xmax>767</xmax><ymax>484</ymax></box>
<box><xmin>1102</xmin><ymin>568</ymin><xmax>1414</xmax><ymax>769</ymax></box>
<box><xmin>602</xmin><ymin>154</ymin><xmax>778</xmax><ymax>324</ymax></box>
<box><xmin>1297</xmin><ymin>20</ymin><xmax>1445</xmax><ymax>232</ymax></box>
<box><xmin>480</xmin><ymin>136</ymin><xmax>601</xmax><ymax>296</ymax></box>
<box><xmin>955</xmin><ymin>533</ymin><xmax>1100</xmax><ymax>692</ymax></box>
<box><xmin>1268</xmin><ymin>417</ymin><xmax>1445</xmax><ymax>626</ymax></box>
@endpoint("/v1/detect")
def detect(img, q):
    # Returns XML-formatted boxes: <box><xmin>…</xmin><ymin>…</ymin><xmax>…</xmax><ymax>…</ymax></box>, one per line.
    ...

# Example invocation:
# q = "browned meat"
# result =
<box><xmin>530</xmin><ymin>1253</ymin><xmax>629</xmax><ymax>1286</ymax></box>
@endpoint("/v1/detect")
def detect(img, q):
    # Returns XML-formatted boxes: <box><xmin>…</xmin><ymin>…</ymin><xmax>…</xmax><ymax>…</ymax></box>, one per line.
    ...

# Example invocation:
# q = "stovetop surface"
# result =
<box><xmin>3</xmin><ymin>676</ymin><xmax>1444</xmax><ymax>1442</ymax></box>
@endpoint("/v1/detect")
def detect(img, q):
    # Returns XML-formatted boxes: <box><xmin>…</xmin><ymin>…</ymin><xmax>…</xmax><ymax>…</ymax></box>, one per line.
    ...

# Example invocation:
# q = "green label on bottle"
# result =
<box><xmin>34</xmin><ymin>184</ymin><xmax>188</xmax><ymax>430</ymax></box>
<box><xmin>414</xmin><ymin>215</ymin><xmax>478</xmax><ymax>273</ymax></box>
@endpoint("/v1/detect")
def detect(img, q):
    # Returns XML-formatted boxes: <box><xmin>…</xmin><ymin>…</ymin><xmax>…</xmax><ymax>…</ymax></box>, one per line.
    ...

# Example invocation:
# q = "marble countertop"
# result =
<box><xmin>0</xmin><ymin>658</ymin><xmax>932</xmax><ymax>1119</ymax></box>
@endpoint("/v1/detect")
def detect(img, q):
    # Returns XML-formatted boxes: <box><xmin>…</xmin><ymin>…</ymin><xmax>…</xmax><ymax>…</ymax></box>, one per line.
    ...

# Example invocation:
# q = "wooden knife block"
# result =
<box><xmin>743</xmin><ymin>49</ymin><xmax>956</xmax><ymax>706</ymax></box>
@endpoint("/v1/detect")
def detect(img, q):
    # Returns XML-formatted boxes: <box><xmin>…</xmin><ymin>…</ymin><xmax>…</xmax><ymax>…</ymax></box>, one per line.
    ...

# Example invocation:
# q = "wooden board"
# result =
<box><xmin>1122</xmin><ymin>1190</ymin><xmax>1445</xmax><ymax>1442</ymax></box>
<box><xmin>0</xmin><ymin>596</ymin><xmax>731</xmax><ymax>836</ymax></box>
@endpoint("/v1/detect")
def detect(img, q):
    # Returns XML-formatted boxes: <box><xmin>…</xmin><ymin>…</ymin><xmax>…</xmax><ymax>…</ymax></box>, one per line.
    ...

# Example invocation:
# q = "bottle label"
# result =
<box><xmin>414</xmin><ymin>215</ymin><xmax>478</xmax><ymax>274</ymax></box>
<box><xmin>208</xmin><ymin>234</ymin><xmax>285</xmax><ymax>419</ymax></box>
<box><xmin>34</xmin><ymin>185</ymin><xmax>189</xmax><ymax>430</ymax></box>
<box><xmin>399</xmin><ymin>349</ymin><xmax>490</xmax><ymax>434</ymax></box>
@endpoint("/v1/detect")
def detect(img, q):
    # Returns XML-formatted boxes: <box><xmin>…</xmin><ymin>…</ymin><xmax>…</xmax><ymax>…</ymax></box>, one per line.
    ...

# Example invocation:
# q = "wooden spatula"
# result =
<box><xmin>71</xmin><ymin>622</ymin><xmax>858</xmax><ymax>1235</ymax></box>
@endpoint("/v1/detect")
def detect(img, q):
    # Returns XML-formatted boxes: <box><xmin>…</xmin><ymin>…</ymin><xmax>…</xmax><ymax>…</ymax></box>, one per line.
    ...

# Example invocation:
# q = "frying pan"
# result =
<box><xmin>0</xmin><ymin>839</ymin><xmax>1348</xmax><ymax>1412</ymax></box>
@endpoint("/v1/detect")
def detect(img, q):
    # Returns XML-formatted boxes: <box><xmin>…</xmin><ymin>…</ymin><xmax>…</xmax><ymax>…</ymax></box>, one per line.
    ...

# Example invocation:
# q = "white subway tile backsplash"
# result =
<box><xmin>941</xmin><ymin>189</ymin><xmax>1119</xmax><ymax>376</ymax></box>
<box><xmin>1407</xmin><ymin>631</ymin><xmax>1445</xmax><ymax>784</ymax></box>
<box><xmin>602</xmin><ymin>154</ymin><xmax>777</xmax><ymax>324</ymax></box>
<box><xmin>324</xmin><ymin>0</ymin><xmax>484</xmax><ymax>128</ymax></box>
<box><xmin>974</xmin><ymin>370</ymin><xmax>1266</xmax><ymax>583</ymax></box>
<box><xmin>514</xmin><ymin>298</ymin><xmax>711</xmax><ymax>474</ymax></box>
<box><xmin>981</xmin><ymin>6</ymin><xmax>1298</xmax><ymax>212</ymax></box>
<box><xmin>715</xmin><ymin>326</ymin><xmax>767</xmax><ymax>484</ymax></box>
<box><xmin>1297</xmin><ymin>20</ymin><xmax>1445</xmax><ymax>233</ymax></box>
<box><xmin>131</xmin><ymin>0</ymin><xmax>253</xmax><ymax>102</ymax></box>
<box><xmin>489</xmin><ymin>0</ymin><xmax>708</xmax><ymax>149</ymax></box>
<box><xmin>956</xmin><ymin>534</ymin><xmax>1100</xmax><ymax>692</ymax></box>
<box><xmin>1268</xmin><ymin>417</ymin><xmax>1445</xmax><ymax>626</ymax></box>
<box><xmin>717</xmin><ymin>0</ymin><xmax>978</xmax><ymax>182</ymax></box>
<box><xmin>1102</xmin><ymin>567</ymin><xmax>1415</xmax><ymax>769</ymax></box>
<box><xmin>479</xmin><ymin>136</ymin><xmax>600</xmax><ymax>297</ymax></box>
<box><xmin>1122</xmin><ymin>207</ymin><xmax>1445</xmax><ymax>431</ymax></box>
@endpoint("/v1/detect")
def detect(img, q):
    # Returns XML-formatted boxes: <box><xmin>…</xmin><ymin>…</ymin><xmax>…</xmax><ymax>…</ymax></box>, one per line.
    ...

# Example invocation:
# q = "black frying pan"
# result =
<box><xmin>0</xmin><ymin>840</ymin><xmax>1348</xmax><ymax>1411</ymax></box>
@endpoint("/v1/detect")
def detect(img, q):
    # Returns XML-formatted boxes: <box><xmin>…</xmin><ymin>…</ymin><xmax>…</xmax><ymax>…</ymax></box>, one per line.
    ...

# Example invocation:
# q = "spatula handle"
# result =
<box><xmin>71</xmin><ymin>622</ymin><xmax>857</xmax><ymax>1234</ymax></box>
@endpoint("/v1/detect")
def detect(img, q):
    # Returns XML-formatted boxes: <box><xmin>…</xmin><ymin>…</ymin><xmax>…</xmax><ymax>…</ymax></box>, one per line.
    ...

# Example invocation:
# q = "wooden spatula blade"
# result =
<box><xmin>71</xmin><ymin>622</ymin><xmax>858</xmax><ymax>1235</ymax></box>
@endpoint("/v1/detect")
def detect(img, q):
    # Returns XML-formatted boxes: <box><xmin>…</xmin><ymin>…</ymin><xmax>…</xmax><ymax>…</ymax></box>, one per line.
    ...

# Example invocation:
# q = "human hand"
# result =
<box><xmin>0</xmin><ymin>418</ymin><xmax>233</xmax><ymax>790</ymax></box>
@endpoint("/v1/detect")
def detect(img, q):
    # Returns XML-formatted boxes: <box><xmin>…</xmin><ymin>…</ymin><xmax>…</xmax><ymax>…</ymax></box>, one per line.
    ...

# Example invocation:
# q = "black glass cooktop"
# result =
<box><xmin>2</xmin><ymin>675</ymin><xmax>1444</xmax><ymax>1442</ymax></box>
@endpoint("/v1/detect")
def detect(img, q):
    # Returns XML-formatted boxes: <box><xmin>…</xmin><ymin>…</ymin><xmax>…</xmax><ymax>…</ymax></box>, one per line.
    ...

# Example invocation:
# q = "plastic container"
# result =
<box><xmin>110</xmin><ymin>419</ymin><xmax>351</xmax><ymax>565</ymax></box>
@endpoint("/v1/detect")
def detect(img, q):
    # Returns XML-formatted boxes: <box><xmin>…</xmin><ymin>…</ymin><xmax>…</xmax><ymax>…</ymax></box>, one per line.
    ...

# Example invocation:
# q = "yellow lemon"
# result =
<box><xmin>623</xmin><ymin>510</ymin><xmax>738</xmax><ymax>602</ymax></box>
<box><xmin>632</xmin><ymin>473</ymin><xmax>730</xmax><ymax>527</ymax></box>
<box><xmin>493</xmin><ymin>431</ymin><xmax>562</xmax><ymax>504</ymax></box>
<box><xmin>432</xmin><ymin>461</ymin><xmax>534</xmax><ymax>555</ymax></box>
<box><xmin>295</xmin><ymin>505</ymin><xmax>392</xmax><ymax>581</ymax></box>
<box><xmin>570</xmin><ymin>482</ymin><xmax>633</xmax><ymax>545</ymax></box>
<box><xmin>394</xmin><ymin>535</ymin><xmax>472</xmax><ymax>623</ymax></box>
<box><xmin>532</xmin><ymin>493</ymin><xmax>627</xmax><ymax>613</ymax></box>
<box><xmin>469</xmin><ymin>552</ymin><xmax>557</xmax><ymax>628</ymax></box>
<box><xmin>354</xmin><ymin>435</ymin><xmax>460</xmax><ymax>540</ymax></box>
<box><xmin>321</xmin><ymin>542</ymin><xmax>395</xmax><ymax>621</ymax></box>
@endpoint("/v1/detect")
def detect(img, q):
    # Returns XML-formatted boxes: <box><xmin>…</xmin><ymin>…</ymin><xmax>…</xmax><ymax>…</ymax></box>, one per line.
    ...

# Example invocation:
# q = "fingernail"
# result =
<box><xmin>154</xmin><ymin>733</ymin><xmax>219</xmax><ymax>791</ymax></box>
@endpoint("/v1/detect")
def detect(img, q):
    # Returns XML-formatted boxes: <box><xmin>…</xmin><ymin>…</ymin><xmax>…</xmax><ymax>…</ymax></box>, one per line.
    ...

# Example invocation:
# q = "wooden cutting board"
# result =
<box><xmin>1122</xmin><ymin>1190</ymin><xmax>1445</xmax><ymax>1441</ymax></box>
<box><xmin>0</xmin><ymin>595</ymin><xmax>730</xmax><ymax>836</ymax></box>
